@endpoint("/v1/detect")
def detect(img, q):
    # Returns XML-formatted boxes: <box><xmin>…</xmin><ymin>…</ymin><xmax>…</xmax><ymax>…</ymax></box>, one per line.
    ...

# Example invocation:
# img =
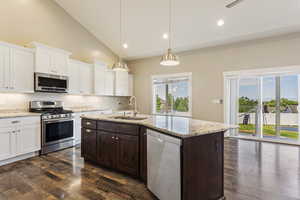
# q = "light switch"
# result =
<box><xmin>212</xmin><ymin>99</ymin><xmax>223</xmax><ymax>104</ymax></box>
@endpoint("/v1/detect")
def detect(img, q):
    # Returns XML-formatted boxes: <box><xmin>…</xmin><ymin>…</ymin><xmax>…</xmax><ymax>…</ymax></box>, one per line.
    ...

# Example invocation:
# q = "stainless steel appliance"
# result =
<box><xmin>35</xmin><ymin>72</ymin><xmax>68</xmax><ymax>93</ymax></box>
<box><xmin>29</xmin><ymin>101</ymin><xmax>75</xmax><ymax>154</ymax></box>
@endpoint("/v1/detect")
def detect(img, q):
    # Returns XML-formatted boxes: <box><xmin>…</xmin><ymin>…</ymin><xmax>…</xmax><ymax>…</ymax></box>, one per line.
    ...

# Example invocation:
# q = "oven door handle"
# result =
<box><xmin>43</xmin><ymin>118</ymin><xmax>74</xmax><ymax>124</ymax></box>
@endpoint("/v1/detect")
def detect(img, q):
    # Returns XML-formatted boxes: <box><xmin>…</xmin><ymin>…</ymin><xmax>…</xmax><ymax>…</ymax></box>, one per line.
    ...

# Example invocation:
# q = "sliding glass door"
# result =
<box><xmin>238</xmin><ymin>78</ymin><xmax>260</xmax><ymax>138</ymax></box>
<box><xmin>226</xmin><ymin>73</ymin><xmax>300</xmax><ymax>143</ymax></box>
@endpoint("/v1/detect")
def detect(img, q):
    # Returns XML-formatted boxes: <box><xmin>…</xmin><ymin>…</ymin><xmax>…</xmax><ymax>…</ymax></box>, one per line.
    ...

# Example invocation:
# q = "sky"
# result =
<box><xmin>239</xmin><ymin>75</ymin><xmax>298</xmax><ymax>101</ymax></box>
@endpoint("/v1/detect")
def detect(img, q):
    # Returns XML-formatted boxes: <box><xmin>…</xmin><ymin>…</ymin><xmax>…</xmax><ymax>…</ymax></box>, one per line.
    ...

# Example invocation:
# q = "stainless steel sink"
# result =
<box><xmin>111</xmin><ymin>116</ymin><xmax>148</xmax><ymax>120</ymax></box>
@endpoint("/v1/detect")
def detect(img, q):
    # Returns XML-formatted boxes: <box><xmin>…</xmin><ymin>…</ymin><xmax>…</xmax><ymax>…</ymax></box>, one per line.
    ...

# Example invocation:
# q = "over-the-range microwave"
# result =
<box><xmin>34</xmin><ymin>72</ymin><xmax>69</xmax><ymax>93</ymax></box>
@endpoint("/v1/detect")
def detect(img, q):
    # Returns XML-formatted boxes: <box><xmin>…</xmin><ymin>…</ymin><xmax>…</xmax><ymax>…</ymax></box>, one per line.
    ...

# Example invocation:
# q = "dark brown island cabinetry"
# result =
<box><xmin>81</xmin><ymin>118</ymin><xmax>225</xmax><ymax>200</ymax></box>
<box><xmin>81</xmin><ymin>119</ymin><xmax>139</xmax><ymax>177</ymax></box>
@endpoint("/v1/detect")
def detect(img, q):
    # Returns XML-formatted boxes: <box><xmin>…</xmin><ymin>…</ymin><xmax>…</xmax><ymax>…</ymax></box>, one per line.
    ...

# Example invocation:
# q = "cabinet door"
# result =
<box><xmin>35</xmin><ymin>48</ymin><xmax>52</xmax><ymax>74</ymax></box>
<box><xmin>116</xmin><ymin>134</ymin><xmax>139</xmax><ymax>176</ymax></box>
<box><xmin>115</xmin><ymin>71</ymin><xmax>129</xmax><ymax>96</ymax></box>
<box><xmin>10</xmin><ymin>49</ymin><xmax>34</xmax><ymax>92</ymax></box>
<box><xmin>0</xmin><ymin>45</ymin><xmax>10</xmax><ymax>90</ymax></box>
<box><xmin>68</xmin><ymin>61</ymin><xmax>80</xmax><ymax>94</ymax></box>
<box><xmin>97</xmin><ymin>131</ymin><xmax>116</xmax><ymax>168</ymax></box>
<box><xmin>52</xmin><ymin>52</ymin><xmax>68</xmax><ymax>76</ymax></box>
<box><xmin>104</xmin><ymin>70</ymin><xmax>115</xmax><ymax>96</ymax></box>
<box><xmin>80</xmin><ymin>64</ymin><xmax>93</xmax><ymax>95</ymax></box>
<box><xmin>208</xmin><ymin>133</ymin><xmax>224</xmax><ymax>199</ymax></box>
<box><xmin>0</xmin><ymin>127</ymin><xmax>16</xmax><ymax>161</ymax></box>
<box><xmin>82</xmin><ymin>128</ymin><xmax>97</xmax><ymax>160</ymax></box>
<box><xmin>16</xmin><ymin>124</ymin><xmax>41</xmax><ymax>155</ymax></box>
<box><xmin>128</xmin><ymin>74</ymin><xmax>133</xmax><ymax>96</ymax></box>
<box><xmin>94</xmin><ymin>67</ymin><xmax>106</xmax><ymax>95</ymax></box>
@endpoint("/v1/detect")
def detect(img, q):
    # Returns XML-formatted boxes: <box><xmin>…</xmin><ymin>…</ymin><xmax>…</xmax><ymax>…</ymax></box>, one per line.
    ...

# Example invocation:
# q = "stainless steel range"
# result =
<box><xmin>29</xmin><ymin>101</ymin><xmax>75</xmax><ymax>154</ymax></box>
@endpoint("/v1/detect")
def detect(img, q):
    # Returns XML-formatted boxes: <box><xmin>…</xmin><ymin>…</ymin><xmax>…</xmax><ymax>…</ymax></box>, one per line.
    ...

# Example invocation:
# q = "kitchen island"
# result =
<box><xmin>81</xmin><ymin>114</ymin><xmax>234</xmax><ymax>200</ymax></box>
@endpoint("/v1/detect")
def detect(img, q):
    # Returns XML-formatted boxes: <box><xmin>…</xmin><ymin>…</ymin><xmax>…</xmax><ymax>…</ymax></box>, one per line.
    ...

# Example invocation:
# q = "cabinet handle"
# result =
<box><xmin>86</xmin><ymin>129</ymin><xmax>91</xmax><ymax>133</ymax></box>
<box><xmin>86</xmin><ymin>122</ymin><xmax>91</xmax><ymax>125</ymax></box>
<box><xmin>112</xmin><ymin>136</ymin><xmax>115</xmax><ymax>139</ymax></box>
<box><xmin>11</xmin><ymin>121</ymin><xmax>20</xmax><ymax>124</ymax></box>
<box><xmin>115</xmin><ymin>137</ymin><xmax>119</xmax><ymax>140</ymax></box>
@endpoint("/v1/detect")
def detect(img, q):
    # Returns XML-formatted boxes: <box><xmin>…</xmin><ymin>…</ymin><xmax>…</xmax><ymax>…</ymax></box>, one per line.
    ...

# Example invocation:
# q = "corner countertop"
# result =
<box><xmin>0</xmin><ymin>110</ymin><xmax>41</xmax><ymax>119</ymax></box>
<box><xmin>81</xmin><ymin>114</ymin><xmax>237</xmax><ymax>138</ymax></box>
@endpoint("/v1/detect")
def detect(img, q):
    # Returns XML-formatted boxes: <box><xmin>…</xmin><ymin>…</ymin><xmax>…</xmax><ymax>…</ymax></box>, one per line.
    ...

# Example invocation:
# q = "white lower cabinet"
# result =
<box><xmin>16</xmin><ymin>123</ymin><xmax>41</xmax><ymax>155</ymax></box>
<box><xmin>0</xmin><ymin>126</ymin><xmax>16</xmax><ymax>161</ymax></box>
<box><xmin>0</xmin><ymin>116</ymin><xmax>41</xmax><ymax>162</ymax></box>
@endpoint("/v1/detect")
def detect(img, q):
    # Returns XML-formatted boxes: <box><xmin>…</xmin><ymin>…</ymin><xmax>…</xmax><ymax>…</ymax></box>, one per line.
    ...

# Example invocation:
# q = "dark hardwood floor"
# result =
<box><xmin>0</xmin><ymin>138</ymin><xmax>299</xmax><ymax>200</ymax></box>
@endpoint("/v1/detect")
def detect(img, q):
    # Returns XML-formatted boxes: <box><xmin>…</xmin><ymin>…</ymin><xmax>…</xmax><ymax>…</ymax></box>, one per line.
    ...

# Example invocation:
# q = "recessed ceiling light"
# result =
<box><xmin>217</xmin><ymin>19</ymin><xmax>225</xmax><ymax>27</ymax></box>
<box><xmin>163</xmin><ymin>33</ymin><xmax>169</xmax><ymax>39</ymax></box>
<box><xmin>123</xmin><ymin>43</ymin><xmax>128</xmax><ymax>49</ymax></box>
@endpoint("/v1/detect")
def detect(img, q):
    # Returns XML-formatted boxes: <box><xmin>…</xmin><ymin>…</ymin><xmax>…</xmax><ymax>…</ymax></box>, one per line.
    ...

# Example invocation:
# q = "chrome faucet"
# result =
<box><xmin>129</xmin><ymin>96</ymin><xmax>138</xmax><ymax>117</ymax></box>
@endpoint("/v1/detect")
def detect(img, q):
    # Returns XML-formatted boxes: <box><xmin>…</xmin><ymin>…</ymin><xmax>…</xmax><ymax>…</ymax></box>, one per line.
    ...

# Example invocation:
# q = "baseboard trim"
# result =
<box><xmin>0</xmin><ymin>152</ymin><xmax>39</xmax><ymax>166</ymax></box>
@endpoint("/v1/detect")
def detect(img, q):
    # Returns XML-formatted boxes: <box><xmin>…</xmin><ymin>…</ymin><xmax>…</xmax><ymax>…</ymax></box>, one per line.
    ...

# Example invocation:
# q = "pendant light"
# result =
<box><xmin>160</xmin><ymin>0</ymin><xmax>179</xmax><ymax>66</ymax></box>
<box><xmin>112</xmin><ymin>0</ymin><xmax>129</xmax><ymax>71</ymax></box>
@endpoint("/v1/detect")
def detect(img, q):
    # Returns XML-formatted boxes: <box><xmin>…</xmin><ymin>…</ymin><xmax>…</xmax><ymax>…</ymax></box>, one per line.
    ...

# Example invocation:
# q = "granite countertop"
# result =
<box><xmin>0</xmin><ymin>110</ymin><xmax>41</xmax><ymax>119</ymax></box>
<box><xmin>67</xmin><ymin>107</ymin><xmax>133</xmax><ymax>113</ymax></box>
<box><xmin>66</xmin><ymin>107</ymin><xmax>111</xmax><ymax>113</ymax></box>
<box><xmin>82</xmin><ymin>114</ymin><xmax>237</xmax><ymax>138</ymax></box>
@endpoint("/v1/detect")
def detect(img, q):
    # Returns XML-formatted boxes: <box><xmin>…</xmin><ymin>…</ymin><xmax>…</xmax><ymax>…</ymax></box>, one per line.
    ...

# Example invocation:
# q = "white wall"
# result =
<box><xmin>129</xmin><ymin>32</ymin><xmax>300</xmax><ymax>122</ymax></box>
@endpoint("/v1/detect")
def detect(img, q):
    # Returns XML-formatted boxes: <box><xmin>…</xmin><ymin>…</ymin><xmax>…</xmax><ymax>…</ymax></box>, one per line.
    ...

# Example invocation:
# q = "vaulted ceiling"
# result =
<box><xmin>54</xmin><ymin>0</ymin><xmax>300</xmax><ymax>60</ymax></box>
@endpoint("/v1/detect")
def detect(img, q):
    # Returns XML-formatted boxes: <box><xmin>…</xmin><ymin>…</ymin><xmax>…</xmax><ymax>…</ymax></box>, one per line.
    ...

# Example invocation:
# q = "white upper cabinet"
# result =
<box><xmin>0</xmin><ymin>44</ymin><xmax>10</xmax><ymax>91</ymax></box>
<box><xmin>115</xmin><ymin>71</ymin><xmax>129</xmax><ymax>96</ymax></box>
<box><xmin>68</xmin><ymin>60</ymin><xmax>81</xmax><ymax>94</ymax></box>
<box><xmin>80</xmin><ymin>62</ymin><xmax>93</xmax><ymax>95</ymax></box>
<box><xmin>128</xmin><ymin>74</ymin><xmax>133</xmax><ymax>96</ymax></box>
<box><xmin>11</xmin><ymin>48</ymin><xmax>34</xmax><ymax>92</ymax></box>
<box><xmin>104</xmin><ymin>70</ymin><xmax>115</xmax><ymax>96</ymax></box>
<box><xmin>31</xmin><ymin>42</ymin><xmax>71</xmax><ymax>76</ymax></box>
<box><xmin>68</xmin><ymin>59</ymin><xmax>93</xmax><ymax>95</ymax></box>
<box><xmin>0</xmin><ymin>42</ymin><xmax>34</xmax><ymax>93</ymax></box>
<box><xmin>94</xmin><ymin>61</ymin><xmax>116</xmax><ymax>96</ymax></box>
<box><xmin>94</xmin><ymin>62</ymin><xmax>106</xmax><ymax>96</ymax></box>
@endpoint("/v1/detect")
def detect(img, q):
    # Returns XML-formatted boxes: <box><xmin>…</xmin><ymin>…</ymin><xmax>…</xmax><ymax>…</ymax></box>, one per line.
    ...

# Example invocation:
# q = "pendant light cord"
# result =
<box><xmin>169</xmin><ymin>0</ymin><xmax>172</xmax><ymax>49</ymax></box>
<box><xmin>119</xmin><ymin>0</ymin><xmax>122</xmax><ymax>62</ymax></box>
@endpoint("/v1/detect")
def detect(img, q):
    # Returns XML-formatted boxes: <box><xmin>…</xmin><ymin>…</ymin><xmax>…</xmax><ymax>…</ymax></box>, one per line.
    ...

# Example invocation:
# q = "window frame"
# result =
<box><xmin>151</xmin><ymin>72</ymin><xmax>192</xmax><ymax>117</ymax></box>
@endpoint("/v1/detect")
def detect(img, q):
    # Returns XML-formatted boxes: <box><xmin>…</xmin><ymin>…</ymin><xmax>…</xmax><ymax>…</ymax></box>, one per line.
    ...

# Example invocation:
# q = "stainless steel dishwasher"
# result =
<box><xmin>147</xmin><ymin>129</ymin><xmax>181</xmax><ymax>200</ymax></box>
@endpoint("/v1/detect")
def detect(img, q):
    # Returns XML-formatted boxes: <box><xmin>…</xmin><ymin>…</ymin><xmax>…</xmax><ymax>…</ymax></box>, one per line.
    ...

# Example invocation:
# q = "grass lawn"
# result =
<box><xmin>239</xmin><ymin>124</ymin><xmax>299</xmax><ymax>139</ymax></box>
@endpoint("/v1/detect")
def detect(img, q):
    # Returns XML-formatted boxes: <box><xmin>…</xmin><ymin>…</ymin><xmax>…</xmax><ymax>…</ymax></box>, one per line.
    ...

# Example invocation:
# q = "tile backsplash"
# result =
<box><xmin>0</xmin><ymin>93</ymin><xmax>130</xmax><ymax>111</ymax></box>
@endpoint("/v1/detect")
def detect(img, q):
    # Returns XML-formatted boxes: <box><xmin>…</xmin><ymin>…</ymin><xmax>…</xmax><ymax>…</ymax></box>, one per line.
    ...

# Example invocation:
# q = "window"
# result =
<box><xmin>224</xmin><ymin>66</ymin><xmax>300</xmax><ymax>144</ymax></box>
<box><xmin>152</xmin><ymin>73</ymin><xmax>192</xmax><ymax>117</ymax></box>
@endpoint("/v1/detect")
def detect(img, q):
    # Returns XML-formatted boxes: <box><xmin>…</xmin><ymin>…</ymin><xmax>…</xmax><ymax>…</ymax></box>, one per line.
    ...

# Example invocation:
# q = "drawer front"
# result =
<box><xmin>97</xmin><ymin>121</ymin><xmax>115</xmax><ymax>132</ymax></box>
<box><xmin>97</xmin><ymin>121</ymin><xmax>139</xmax><ymax>136</ymax></box>
<box><xmin>0</xmin><ymin>116</ymin><xmax>40</xmax><ymax>128</ymax></box>
<box><xmin>82</xmin><ymin>119</ymin><xmax>97</xmax><ymax>129</ymax></box>
<box><xmin>115</xmin><ymin>123</ymin><xmax>139</xmax><ymax>136</ymax></box>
